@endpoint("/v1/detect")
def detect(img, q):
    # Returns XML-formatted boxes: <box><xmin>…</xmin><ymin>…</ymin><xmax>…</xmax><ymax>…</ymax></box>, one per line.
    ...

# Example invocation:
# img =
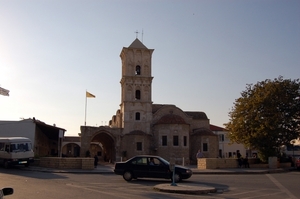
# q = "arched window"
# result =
<box><xmin>135</xmin><ymin>112</ymin><xmax>140</xmax><ymax>120</ymax></box>
<box><xmin>135</xmin><ymin>90</ymin><xmax>141</xmax><ymax>100</ymax></box>
<box><xmin>135</xmin><ymin>65</ymin><xmax>141</xmax><ymax>75</ymax></box>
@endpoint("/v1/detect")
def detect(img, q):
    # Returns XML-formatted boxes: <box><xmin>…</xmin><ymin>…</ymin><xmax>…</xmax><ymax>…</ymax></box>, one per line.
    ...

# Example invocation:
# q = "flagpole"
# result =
<box><xmin>84</xmin><ymin>90</ymin><xmax>95</xmax><ymax>127</ymax></box>
<box><xmin>85</xmin><ymin>91</ymin><xmax>87</xmax><ymax>126</ymax></box>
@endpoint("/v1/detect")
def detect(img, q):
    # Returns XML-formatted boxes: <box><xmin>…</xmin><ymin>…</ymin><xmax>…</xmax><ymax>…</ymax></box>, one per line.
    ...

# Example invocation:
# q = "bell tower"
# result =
<box><xmin>119</xmin><ymin>39</ymin><xmax>154</xmax><ymax>134</ymax></box>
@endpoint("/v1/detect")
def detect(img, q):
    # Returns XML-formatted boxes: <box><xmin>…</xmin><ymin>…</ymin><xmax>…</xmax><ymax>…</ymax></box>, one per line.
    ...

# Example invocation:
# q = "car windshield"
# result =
<box><xmin>158</xmin><ymin>157</ymin><xmax>170</xmax><ymax>165</ymax></box>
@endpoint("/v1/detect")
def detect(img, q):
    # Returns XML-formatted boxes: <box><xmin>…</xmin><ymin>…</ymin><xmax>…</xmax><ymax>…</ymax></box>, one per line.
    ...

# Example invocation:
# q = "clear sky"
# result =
<box><xmin>1</xmin><ymin>0</ymin><xmax>299</xmax><ymax>136</ymax></box>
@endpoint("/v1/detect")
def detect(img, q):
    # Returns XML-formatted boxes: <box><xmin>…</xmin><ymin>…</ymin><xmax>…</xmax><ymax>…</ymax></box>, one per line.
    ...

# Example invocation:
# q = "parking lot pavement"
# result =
<box><xmin>18</xmin><ymin>164</ymin><xmax>295</xmax><ymax>195</ymax></box>
<box><xmin>22</xmin><ymin>164</ymin><xmax>293</xmax><ymax>175</ymax></box>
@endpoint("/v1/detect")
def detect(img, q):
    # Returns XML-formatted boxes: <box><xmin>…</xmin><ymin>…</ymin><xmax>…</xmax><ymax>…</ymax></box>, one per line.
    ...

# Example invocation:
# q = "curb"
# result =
<box><xmin>153</xmin><ymin>183</ymin><xmax>217</xmax><ymax>195</ymax></box>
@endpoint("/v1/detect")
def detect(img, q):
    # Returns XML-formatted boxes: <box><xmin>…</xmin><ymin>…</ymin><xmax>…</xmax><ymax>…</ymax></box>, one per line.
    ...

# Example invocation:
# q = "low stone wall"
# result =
<box><xmin>197</xmin><ymin>158</ymin><xmax>238</xmax><ymax>169</ymax></box>
<box><xmin>197</xmin><ymin>158</ymin><xmax>291</xmax><ymax>169</ymax></box>
<box><xmin>39</xmin><ymin>157</ymin><xmax>94</xmax><ymax>170</ymax></box>
<box><xmin>278</xmin><ymin>162</ymin><xmax>291</xmax><ymax>168</ymax></box>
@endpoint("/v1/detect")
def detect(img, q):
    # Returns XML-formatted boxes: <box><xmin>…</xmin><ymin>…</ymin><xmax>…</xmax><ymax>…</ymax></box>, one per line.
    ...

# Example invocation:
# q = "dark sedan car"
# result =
<box><xmin>114</xmin><ymin>155</ymin><xmax>192</xmax><ymax>182</ymax></box>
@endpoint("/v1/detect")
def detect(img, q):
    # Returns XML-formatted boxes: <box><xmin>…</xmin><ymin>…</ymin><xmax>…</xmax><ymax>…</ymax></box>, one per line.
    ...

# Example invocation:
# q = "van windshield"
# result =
<box><xmin>10</xmin><ymin>142</ymin><xmax>32</xmax><ymax>152</ymax></box>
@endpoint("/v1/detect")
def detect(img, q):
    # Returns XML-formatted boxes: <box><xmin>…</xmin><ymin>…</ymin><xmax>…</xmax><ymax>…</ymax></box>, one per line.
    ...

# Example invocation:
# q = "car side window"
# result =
<box><xmin>133</xmin><ymin>157</ymin><xmax>147</xmax><ymax>165</ymax></box>
<box><xmin>0</xmin><ymin>143</ymin><xmax>4</xmax><ymax>151</ymax></box>
<box><xmin>137</xmin><ymin>158</ymin><xmax>147</xmax><ymax>165</ymax></box>
<box><xmin>148</xmin><ymin>157</ymin><xmax>161</xmax><ymax>166</ymax></box>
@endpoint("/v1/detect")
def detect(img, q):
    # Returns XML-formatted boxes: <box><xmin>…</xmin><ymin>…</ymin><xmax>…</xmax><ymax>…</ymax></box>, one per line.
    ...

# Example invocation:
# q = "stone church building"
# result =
<box><xmin>78</xmin><ymin>38</ymin><xmax>218</xmax><ymax>165</ymax></box>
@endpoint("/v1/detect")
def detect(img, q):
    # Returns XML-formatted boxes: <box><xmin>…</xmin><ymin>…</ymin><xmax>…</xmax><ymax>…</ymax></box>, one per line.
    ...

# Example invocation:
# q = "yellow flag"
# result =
<box><xmin>86</xmin><ymin>91</ymin><xmax>95</xmax><ymax>98</ymax></box>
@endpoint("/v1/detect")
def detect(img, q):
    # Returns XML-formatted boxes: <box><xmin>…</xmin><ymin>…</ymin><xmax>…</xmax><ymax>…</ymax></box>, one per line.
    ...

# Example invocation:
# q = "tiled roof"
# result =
<box><xmin>128</xmin><ymin>38</ymin><xmax>148</xmax><ymax>49</ymax></box>
<box><xmin>152</xmin><ymin>104</ymin><xmax>165</xmax><ymax>114</ymax></box>
<box><xmin>210</xmin><ymin>124</ymin><xmax>227</xmax><ymax>131</ymax></box>
<box><xmin>184</xmin><ymin>111</ymin><xmax>208</xmax><ymax>120</ymax></box>
<box><xmin>191</xmin><ymin>128</ymin><xmax>217</xmax><ymax>136</ymax></box>
<box><xmin>152</xmin><ymin>104</ymin><xmax>176</xmax><ymax>114</ymax></box>
<box><xmin>155</xmin><ymin>114</ymin><xmax>187</xmax><ymax>125</ymax></box>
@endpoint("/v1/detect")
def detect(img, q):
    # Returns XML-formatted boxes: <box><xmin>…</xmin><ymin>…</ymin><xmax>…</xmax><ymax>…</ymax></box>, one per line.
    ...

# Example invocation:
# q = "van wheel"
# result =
<box><xmin>123</xmin><ymin>171</ymin><xmax>133</xmax><ymax>181</ymax></box>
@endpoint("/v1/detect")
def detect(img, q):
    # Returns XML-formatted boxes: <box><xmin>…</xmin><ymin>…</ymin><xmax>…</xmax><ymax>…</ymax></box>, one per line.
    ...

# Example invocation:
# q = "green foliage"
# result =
<box><xmin>225</xmin><ymin>76</ymin><xmax>300</xmax><ymax>162</ymax></box>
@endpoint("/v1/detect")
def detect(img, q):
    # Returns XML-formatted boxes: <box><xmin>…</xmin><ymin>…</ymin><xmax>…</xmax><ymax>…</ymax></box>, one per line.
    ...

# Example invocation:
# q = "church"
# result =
<box><xmin>78</xmin><ymin>38</ymin><xmax>218</xmax><ymax>165</ymax></box>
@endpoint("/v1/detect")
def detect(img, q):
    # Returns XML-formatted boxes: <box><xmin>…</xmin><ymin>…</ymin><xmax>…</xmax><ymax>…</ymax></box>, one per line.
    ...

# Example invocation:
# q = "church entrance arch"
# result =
<box><xmin>90</xmin><ymin>131</ymin><xmax>115</xmax><ymax>163</ymax></box>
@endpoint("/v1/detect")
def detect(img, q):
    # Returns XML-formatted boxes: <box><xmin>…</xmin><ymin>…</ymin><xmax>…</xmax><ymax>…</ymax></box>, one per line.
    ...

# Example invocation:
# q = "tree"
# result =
<box><xmin>225</xmin><ymin>77</ymin><xmax>300</xmax><ymax>162</ymax></box>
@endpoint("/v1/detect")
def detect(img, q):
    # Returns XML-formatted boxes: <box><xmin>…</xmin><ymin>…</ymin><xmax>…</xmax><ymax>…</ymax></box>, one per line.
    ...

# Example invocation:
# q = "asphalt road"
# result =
<box><xmin>0</xmin><ymin>167</ymin><xmax>299</xmax><ymax>199</ymax></box>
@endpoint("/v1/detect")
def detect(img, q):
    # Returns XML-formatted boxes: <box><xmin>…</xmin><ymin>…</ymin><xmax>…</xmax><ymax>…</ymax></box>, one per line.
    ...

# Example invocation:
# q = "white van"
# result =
<box><xmin>0</xmin><ymin>137</ymin><xmax>34</xmax><ymax>168</ymax></box>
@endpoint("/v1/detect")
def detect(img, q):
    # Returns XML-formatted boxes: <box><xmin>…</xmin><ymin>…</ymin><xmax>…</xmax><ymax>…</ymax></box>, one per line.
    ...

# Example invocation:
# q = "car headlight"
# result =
<box><xmin>186</xmin><ymin>169</ymin><xmax>192</xmax><ymax>174</ymax></box>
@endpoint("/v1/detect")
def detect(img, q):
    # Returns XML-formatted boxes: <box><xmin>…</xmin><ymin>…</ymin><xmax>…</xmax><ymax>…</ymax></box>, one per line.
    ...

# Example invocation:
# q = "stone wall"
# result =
<box><xmin>197</xmin><ymin>158</ymin><xmax>238</xmax><ymax>169</ymax></box>
<box><xmin>190</xmin><ymin>134</ymin><xmax>219</xmax><ymax>164</ymax></box>
<box><xmin>152</xmin><ymin>123</ymin><xmax>190</xmax><ymax>164</ymax></box>
<box><xmin>197</xmin><ymin>158</ymin><xmax>292</xmax><ymax>169</ymax></box>
<box><xmin>39</xmin><ymin>157</ymin><xmax>94</xmax><ymax>170</ymax></box>
<box><xmin>120</xmin><ymin>133</ymin><xmax>152</xmax><ymax>158</ymax></box>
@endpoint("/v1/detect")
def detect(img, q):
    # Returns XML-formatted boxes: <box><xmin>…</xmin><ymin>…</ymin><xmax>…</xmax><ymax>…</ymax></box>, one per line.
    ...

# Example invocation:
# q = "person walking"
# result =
<box><xmin>196</xmin><ymin>149</ymin><xmax>204</xmax><ymax>158</ymax></box>
<box><xmin>237</xmin><ymin>151</ymin><xmax>242</xmax><ymax>168</ymax></box>
<box><xmin>243</xmin><ymin>155</ymin><xmax>250</xmax><ymax>168</ymax></box>
<box><xmin>94</xmin><ymin>155</ymin><xmax>99</xmax><ymax>168</ymax></box>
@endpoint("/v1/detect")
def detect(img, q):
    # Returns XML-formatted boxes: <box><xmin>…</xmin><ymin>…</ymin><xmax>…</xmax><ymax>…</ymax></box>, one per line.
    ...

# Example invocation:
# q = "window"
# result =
<box><xmin>162</xmin><ymin>136</ymin><xmax>167</xmax><ymax>146</ymax></box>
<box><xmin>135</xmin><ymin>65</ymin><xmax>141</xmax><ymax>75</ymax></box>
<box><xmin>148</xmin><ymin>157</ymin><xmax>161</xmax><ymax>165</ymax></box>
<box><xmin>203</xmin><ymin>143</ymin><xmax>208</xmax><ymax>151</ymax></box>
<box><xmin>10</xmin><ymin>144</ymin><xmax>16</xmax><ymax>152</ymax></box>
<box><xmin>135</xmin><ymin>112</ymin><xmax>140</xmax><ymax>120</ymax></box>
<box><xmin>132</xmin><ymin>157</ymin><xmax>147</xmax><ymax>165</ymax></box>
<box><xmin>218</xmin><ymin>134</ymin><xmax>224</xmax><ymax>142</ymax></box>
<box><xmin>183</xmin><ymin>136</ymin><xmax>187</xmax><ymax>146</ymax></box>
<box><xmin>173</xmin><ymin>136</ymin><xmax>179</xmax><ymax>146</ymax></box>
<box><xmin>136</xmin><ymin>142</ymin><xmax>142</xmax><ymax>151</ymax></box>
<box><xmin>0</xmin><ymin>143</ymin><xmax>4</xmax><ymax>151</ymax></box>
<box><xmin>137</xmin><ymin>157</ymin><xmax>147</xmax><ymax>165</ymax></box>
<box><xmin>135</xmin><ymin>90</ymin><xmax>141</xmax><ymax>100</ymax></box>
<box><xmin>0</xmin><ymin>143</ymin><xmax>5</xmax><ymax>151</ymax></box>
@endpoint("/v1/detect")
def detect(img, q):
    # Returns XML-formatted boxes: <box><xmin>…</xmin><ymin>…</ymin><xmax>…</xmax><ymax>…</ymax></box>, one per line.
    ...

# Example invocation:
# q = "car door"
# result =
<box><xmin>132</xmin><ymin>157</ymin><xmax>149</xmax><ymax>178</ymax></box>
<box><xmin>147</xmin><ymin>157</ymin><xmax>169</xmax><ymax>179</ymax></box>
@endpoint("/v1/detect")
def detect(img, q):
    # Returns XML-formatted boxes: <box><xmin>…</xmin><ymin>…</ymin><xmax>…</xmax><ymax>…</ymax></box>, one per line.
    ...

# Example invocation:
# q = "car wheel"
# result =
<box><xmin>123</xmin><ymin>171</ymin><xmax>133</xmax><ymax>181</ymax></box>
<box><xmin>171</xmin><ymin>173</ymin><xmax>181</xmax><ymax>183</ymax></box>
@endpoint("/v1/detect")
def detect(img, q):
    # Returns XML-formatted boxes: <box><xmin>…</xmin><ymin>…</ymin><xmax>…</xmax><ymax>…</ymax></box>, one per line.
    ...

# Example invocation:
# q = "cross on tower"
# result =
<box><xmin>135</xmin><ymin>30</ymin><xmax>139</xmax><ymax>38</ymax></box>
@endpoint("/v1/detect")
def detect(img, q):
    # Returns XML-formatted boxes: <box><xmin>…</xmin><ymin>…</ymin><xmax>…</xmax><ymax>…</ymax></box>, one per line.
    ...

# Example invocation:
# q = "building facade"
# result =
<box><xmin>210</xmin><ymin>124</ymin><xmax>257</xmax><ymax>158</ymax></box>
<box><xmin>0</xmin><ymin>118</ymin><xmax>65</xmax><ymax>158</ymax></box>
<box><xmin>78</xmin><ymin>39</ymin><xmax>219</xmax><ymax>165</ymax></box>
